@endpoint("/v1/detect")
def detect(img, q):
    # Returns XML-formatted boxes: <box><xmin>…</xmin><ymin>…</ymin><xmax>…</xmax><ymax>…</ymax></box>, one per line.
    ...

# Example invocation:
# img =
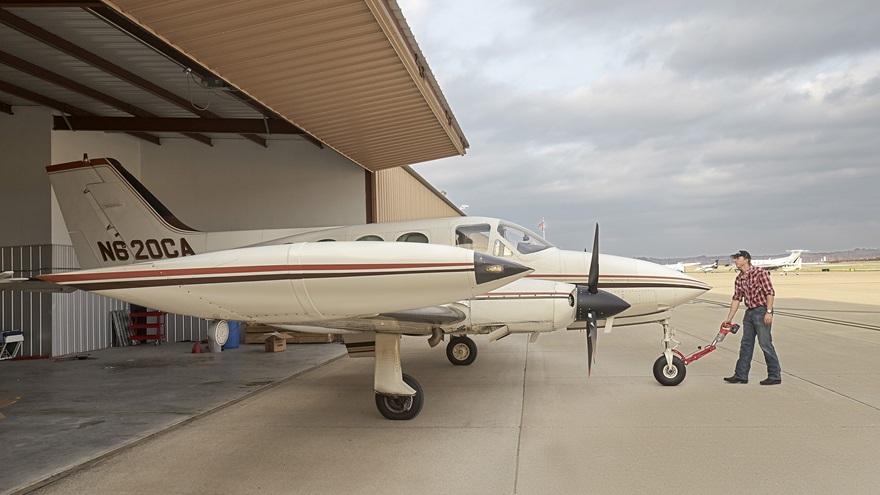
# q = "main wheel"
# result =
<box><xmin>446</xmin><ymin>336</ymin><xmax>477</xmax><ymax>365</ymax></box>
<box><xmin>375</xmin><ymin>373</ymin><xmax>424</xmax><ymax>420</ymax></box>
<box><xmin>653</xmin><ymin>355</ymin><xmax>686</xmax><ymax>386</ymax></box>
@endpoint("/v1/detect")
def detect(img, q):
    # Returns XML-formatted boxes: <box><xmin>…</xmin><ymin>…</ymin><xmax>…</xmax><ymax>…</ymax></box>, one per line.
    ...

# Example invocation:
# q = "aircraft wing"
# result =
<box><xmin>277</xmin><ymin>305</ymin><xmax>470</xmax><ymax>335</ymax></box>
<box><xmin>276</xmin><ymin>277</ymin><xmax>588</xmax><ymax>337</ymax></box>
<box><xmin>0</xmin><ymin>272</ymin><xmax>77</xmax><ymax>293</ymax></box>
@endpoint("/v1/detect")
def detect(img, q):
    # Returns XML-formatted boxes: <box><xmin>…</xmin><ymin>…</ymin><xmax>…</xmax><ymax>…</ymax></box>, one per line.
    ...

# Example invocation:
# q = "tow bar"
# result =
<box><xmin>653</xmin><ymin>322</ymin><xmax>740</xmax><ymax>386</ymax></box>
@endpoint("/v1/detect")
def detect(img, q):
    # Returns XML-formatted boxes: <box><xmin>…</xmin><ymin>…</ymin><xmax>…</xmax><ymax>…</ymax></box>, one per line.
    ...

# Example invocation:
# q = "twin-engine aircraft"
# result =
<box><xmin>751</xmin><ymin>250</ymin><xmax>805</xmax><ymax>271</ymax></box>
<box><xmin>5</xmin><ymin>157</ymin><xmax>709</xmax><ymax>419</ymax></box>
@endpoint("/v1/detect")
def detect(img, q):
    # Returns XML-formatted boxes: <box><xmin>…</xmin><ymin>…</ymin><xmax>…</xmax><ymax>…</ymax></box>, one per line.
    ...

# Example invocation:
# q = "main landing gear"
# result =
<box><xmin>375</xmin><ymin>373</ymin><xmax>424</xmax><ymax>420</ymax></box>
<box><xmin>370</xmin><ymin>333</ymin><xmax>479</xmax><ymax>419</ymax></box>
<box><xmin>446</xmin><ymin>335</ymin><xmax>477</xmax><ymax>365</ymax></box>
<box><xmin>373</xmin><ymin>333</ymin><xmax>424</xmax><ymax>420</ymax></box>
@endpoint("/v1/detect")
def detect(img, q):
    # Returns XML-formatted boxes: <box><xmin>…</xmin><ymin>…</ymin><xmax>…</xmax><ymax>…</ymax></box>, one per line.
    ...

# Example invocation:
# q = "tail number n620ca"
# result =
<box><xmin>97</xmin><ymin>238</ymin><xmax>196</xmax><ymax>262</ymax></box>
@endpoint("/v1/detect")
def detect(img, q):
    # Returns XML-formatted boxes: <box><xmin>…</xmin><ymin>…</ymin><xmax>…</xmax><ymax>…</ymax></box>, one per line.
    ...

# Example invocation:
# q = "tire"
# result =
<box><xmin>653</xmin><ymin>355</ymin><xmax>687</xmax><ymax>386</ymax></box>
<box><xmin>446</xmin><ymin>336</ymin><xmax>477</xmax><ymax>366</ymax></box>
<box><xmin>375</xmin><ymin>373</ymin><xmax>424</xmax><ymax>420</ymax></box>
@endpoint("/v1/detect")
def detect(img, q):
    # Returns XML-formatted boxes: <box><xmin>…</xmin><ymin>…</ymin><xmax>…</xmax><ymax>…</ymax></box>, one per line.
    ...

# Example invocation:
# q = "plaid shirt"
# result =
<box><xmin>733</xmin><ymin>266</ymin><xmax>775</xmax><ymax>309</ymax></box>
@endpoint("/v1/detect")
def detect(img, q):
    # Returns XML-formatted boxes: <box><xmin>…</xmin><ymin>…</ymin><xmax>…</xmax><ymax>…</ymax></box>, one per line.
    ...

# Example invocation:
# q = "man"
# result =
<box><xmin>723</xmin><ymin>250</ymin><xmax>782</xmax><ymax>385</ymax></box>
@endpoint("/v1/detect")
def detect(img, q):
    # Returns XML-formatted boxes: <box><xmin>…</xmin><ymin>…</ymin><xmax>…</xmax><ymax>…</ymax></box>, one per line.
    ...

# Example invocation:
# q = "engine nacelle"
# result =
<box><xmin>447</xmin><ymin>279</ymin><xmax>577</xmax><ymax>334</ymax></box>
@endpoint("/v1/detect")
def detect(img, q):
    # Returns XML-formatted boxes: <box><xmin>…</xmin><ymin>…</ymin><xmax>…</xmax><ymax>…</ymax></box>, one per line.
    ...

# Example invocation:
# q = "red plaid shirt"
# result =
<box><xmin>733</xmin><ymin>266</ymin><xmax>775</xmax><ymax>309</ymax></box>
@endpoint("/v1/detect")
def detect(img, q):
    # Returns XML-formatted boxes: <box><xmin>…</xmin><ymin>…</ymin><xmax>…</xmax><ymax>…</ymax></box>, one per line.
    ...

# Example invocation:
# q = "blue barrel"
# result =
<box><xmin>223</xmin><ymin>321</ymin><xmax>240</xmax><ymax>349</ymax></box>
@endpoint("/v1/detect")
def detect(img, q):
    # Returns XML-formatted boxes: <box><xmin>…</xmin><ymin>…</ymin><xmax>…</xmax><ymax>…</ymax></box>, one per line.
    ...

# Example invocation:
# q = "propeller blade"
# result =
<box><xmin>586</xmin><ymin>311</ymin><xmax>597</xmax><ymax>376</ymax></box>
<box><xmin>588</xmin><ymin>224</ymin><xmax>599</xmax><ymax>294</ymax></box>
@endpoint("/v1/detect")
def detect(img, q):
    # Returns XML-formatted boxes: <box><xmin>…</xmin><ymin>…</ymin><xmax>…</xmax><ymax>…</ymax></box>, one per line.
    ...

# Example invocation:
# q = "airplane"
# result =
<box><xmin>751</xmin><ymin>250</ymin><xmax>805</xmax><ymax>271</ymax></box>
<box><xmin>664</xmin><ymin>261</ymin><xmax>699</xmax><ymax>273</ymax></box>
<box><xmin>8</xmin><ymin>157</ymin><xmax>711</xmax><ymax>416</ymax></box>
<box><xmin>693</xmin><ymin>260</ymin><xmax>719</xmax><ymax>273</ymax></box>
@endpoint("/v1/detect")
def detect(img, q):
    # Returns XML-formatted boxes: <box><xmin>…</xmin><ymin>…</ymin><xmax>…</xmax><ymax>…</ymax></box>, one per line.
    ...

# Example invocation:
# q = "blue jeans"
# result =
<box><xmin>734</xmin><ymin>307</ymin><xmax>782</xmax><ymax>380</ymax></box>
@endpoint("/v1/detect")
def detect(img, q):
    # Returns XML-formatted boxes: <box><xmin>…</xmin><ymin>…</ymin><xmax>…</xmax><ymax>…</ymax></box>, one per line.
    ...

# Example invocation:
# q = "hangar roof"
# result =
<box><xmin>0</xmin><ymin>0</ymin><xmax>468</xmax><ymax>171</ymax></box>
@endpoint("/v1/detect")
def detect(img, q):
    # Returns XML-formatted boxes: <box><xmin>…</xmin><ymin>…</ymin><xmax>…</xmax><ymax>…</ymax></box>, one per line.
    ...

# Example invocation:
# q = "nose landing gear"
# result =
<box><xmin>653</xmin><ymin>321</ymin><xmax>739</xmax><ymax>386</ymax></box>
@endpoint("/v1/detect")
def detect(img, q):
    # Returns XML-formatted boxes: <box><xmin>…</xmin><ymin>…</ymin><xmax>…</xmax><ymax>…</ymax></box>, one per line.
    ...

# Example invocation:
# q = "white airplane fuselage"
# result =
<box><xmin>46</xmin><ymin>159</ymin><xmax>709</xmax><ymax>331</ymax></box>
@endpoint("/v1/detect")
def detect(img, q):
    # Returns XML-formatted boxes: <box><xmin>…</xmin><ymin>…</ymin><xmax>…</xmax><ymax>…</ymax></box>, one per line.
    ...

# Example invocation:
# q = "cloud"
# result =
<box><xmin>400</xmin><ymin>0</ymin><xmax>880</xmax><ymax>257</ymax></box>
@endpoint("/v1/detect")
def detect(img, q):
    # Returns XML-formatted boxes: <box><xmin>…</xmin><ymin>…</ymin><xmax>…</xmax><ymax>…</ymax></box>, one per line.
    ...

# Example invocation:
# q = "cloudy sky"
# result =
<box><xmin>399</xmin><ymin>0</ymin><xmax>880</xmax><ymax>259</ymax></box>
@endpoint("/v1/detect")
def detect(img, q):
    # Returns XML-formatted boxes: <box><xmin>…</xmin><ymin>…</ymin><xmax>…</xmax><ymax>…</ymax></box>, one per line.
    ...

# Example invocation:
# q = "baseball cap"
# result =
<box><xmin>730</xmin><ymin>250</ymin><xmax>751</xmax><ymax>259</ymax></box>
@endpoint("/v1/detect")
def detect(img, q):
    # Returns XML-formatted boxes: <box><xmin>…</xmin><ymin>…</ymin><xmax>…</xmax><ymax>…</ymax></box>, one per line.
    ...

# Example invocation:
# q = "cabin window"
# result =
<box><xmin>356</xmin><ymin>235</ymin><xmax>384</xmax><ymax>241</ymax></box>
<box><xmin>396</xmin><ymin>232</ymin><xmax>429</xmax><ymax>243</ymax></box>
<box><xmin>455</xmin><ymin>224</ymin><xmax>491</xmax><ymax>253</ymax></box>
<box><xmin>317</xmin><ymin>239</ymin><xmax>336</xmax><ymax>242</ymax></box>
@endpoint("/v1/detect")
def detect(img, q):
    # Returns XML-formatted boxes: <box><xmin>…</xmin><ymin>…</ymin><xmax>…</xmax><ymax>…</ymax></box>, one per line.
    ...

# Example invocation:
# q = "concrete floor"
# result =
<box><xmin>0</xmin><ymin>341</ymin><xmax>346</xmax><ymax>495</ymax></box>
<box><xmin>3</xmin><ymin>294</ymin><xmax>880</xmax><ymax>494</ymax></box>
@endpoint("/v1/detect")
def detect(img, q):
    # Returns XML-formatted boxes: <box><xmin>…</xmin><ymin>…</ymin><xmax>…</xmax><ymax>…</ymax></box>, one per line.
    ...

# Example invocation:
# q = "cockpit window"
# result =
<box><xmin>455</xmin><ymin>224</ymin><xmax>491</xmax><ymax>253</ymax></box>
<box><xmin>396</xmin><ymin>232</ymin><xmax>429</xmax><ymax>243</ymax></box>
<box><xmin>496</xmin><ymin>222</ymin><xmax>552</xmax><ymax>255</ymax></box>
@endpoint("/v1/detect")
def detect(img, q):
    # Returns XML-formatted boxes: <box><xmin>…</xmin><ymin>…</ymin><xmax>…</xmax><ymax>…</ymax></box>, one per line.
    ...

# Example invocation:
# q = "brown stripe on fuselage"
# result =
<box><xmin>40</xmin><ymin>262</ymin><xmax>473</xmax><ymax>283</ymax></box>
<box><xmin>46</xmin><ymin>267</ymin><xmax>474</xmax><ymax>291</ymax></box>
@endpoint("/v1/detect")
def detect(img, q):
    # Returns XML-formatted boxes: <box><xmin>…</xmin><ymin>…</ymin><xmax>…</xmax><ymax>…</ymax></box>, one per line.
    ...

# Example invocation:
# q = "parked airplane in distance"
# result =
<box><xmin>664</xmin><ymin>261</ymin><xmax>699</xmax><ymax>273</ymax></box>
<box><xmin>693</xmin><ymin>260</ymin><xmax>719</xmax><ymax>272</ymax></box>
<box><xmin>15</xmin><ymin>157</ymin><xmax>711</xmax><ymax>418</ymax></box>
<box><xmin>751</xmin><ymin>250</ymin><xmax>805</xmax><ymax>271</ymax></box>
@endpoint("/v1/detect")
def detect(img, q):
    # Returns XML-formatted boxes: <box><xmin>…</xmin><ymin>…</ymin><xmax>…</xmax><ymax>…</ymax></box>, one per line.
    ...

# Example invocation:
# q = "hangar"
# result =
<box><xmin>0</xmin><ymin>0</ymin><xmax>468</xmax><ymax>358</ymax></box>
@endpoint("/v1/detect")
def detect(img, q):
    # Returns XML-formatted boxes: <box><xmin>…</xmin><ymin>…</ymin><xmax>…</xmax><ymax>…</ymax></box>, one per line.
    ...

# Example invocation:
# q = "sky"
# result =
<box><xmin>398</xmin><ymin>0</ymin><xmax>880</xmax><ymax>259</ymax></box>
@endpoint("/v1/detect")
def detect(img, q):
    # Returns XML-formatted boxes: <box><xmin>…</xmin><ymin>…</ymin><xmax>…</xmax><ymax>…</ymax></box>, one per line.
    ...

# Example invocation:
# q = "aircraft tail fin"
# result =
<box><xmin>49</xmin><ymin>157</ymin><xmax>206</xmax><ymax>269</ymax></box>
<box><xmin>787</xmin><ymin>250</ymin><xmax>804</xmax><ymax>264</ymax></box>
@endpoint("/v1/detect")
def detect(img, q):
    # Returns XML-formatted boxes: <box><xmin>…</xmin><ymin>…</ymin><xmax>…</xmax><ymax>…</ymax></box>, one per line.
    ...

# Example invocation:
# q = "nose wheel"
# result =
<box><xmin>653</xmin><ymin>355</ymin><xmax>686</xmax><ymax>386</ymax></box>
<box><xmin>446</xmin><ymin>335</ymin><xmax>477</xmax><ymax>365</ymax></box>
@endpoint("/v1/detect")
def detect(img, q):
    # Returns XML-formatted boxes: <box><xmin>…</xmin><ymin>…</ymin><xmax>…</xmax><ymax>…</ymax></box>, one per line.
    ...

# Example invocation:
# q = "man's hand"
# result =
<box><xmin>764</xmin><ymin>313</ymin><xmax>773</xmax><ymax>325</ymax></box>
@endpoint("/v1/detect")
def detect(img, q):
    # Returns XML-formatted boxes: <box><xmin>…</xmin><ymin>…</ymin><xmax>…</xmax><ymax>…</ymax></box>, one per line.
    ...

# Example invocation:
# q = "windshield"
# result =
<box><xmin>496</xmin><ymin>222</ymin><xmax>553</xmax><ymax>255</ymax></box>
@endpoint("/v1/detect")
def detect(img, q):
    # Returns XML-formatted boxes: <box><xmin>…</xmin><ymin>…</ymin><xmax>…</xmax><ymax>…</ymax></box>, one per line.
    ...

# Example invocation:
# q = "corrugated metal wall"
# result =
<box><xmin>0</xmin><ymin>245</ymin><xmax>53</xmax><ymax>357</ymax></box>
<box><xmin>2</xmin><ymin>244</ymin><xmax>212</xmax><ymax>358</ymax></box>
<box><xmin>374</xmin><ymin>166</ymin><xmax>463</xmax><ymax>222</ymax></box>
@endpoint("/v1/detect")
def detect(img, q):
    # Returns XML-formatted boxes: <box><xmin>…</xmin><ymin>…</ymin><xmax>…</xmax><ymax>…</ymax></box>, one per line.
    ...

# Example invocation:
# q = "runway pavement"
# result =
<box><xmin>19</xmin><ymin>290</ymin><xmax>880</xmax><ymax>495</ymax></box>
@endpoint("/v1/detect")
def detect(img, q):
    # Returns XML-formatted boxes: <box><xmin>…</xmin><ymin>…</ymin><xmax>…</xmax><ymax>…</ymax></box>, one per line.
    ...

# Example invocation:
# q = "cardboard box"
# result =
<box><xmin>263</xmin><ymin>332</ymin><xmax>293</xmax><ymax>352</ymax></box>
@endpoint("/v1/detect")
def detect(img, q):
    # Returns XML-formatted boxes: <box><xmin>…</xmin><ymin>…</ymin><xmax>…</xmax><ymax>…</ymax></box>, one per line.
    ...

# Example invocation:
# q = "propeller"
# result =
<box><xmin>574</xmin><ymin>224</ymin><xmax>630</xmax><ymax>376</ymax></box>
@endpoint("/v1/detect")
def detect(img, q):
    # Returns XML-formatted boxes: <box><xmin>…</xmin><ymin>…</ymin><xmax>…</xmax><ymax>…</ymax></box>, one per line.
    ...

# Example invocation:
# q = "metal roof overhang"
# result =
<box><xmin>0</xmin><ymin>0</ymin><xmax>468</xmax><ymax>171</ymax></box>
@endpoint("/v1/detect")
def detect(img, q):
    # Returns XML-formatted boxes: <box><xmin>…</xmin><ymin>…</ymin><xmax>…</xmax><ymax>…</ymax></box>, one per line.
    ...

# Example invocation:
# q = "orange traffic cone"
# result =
<box><xmin>191</xmin><ymin>342</ymin><xmax>202</xmax><ymax>353</ymax></box>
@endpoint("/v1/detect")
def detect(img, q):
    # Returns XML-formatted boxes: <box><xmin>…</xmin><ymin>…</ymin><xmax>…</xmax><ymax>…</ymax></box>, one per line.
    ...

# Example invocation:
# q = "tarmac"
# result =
<box><xmin>2</xmin><ymin>271</ymin><xmax>879</xmax><ymax>494</ymax></box>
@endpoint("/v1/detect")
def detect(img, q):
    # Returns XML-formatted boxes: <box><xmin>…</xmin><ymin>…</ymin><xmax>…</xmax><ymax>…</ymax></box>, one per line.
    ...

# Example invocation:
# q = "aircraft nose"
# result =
<box><xmin>473</xmin><ymin>253</ymin><xmax>533</xmax><ymax>285</ymax></box>
<box><xmin>574</xmin><ymin>286</ymin><xmax>631</xmax><ymax>321</ymax></box>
